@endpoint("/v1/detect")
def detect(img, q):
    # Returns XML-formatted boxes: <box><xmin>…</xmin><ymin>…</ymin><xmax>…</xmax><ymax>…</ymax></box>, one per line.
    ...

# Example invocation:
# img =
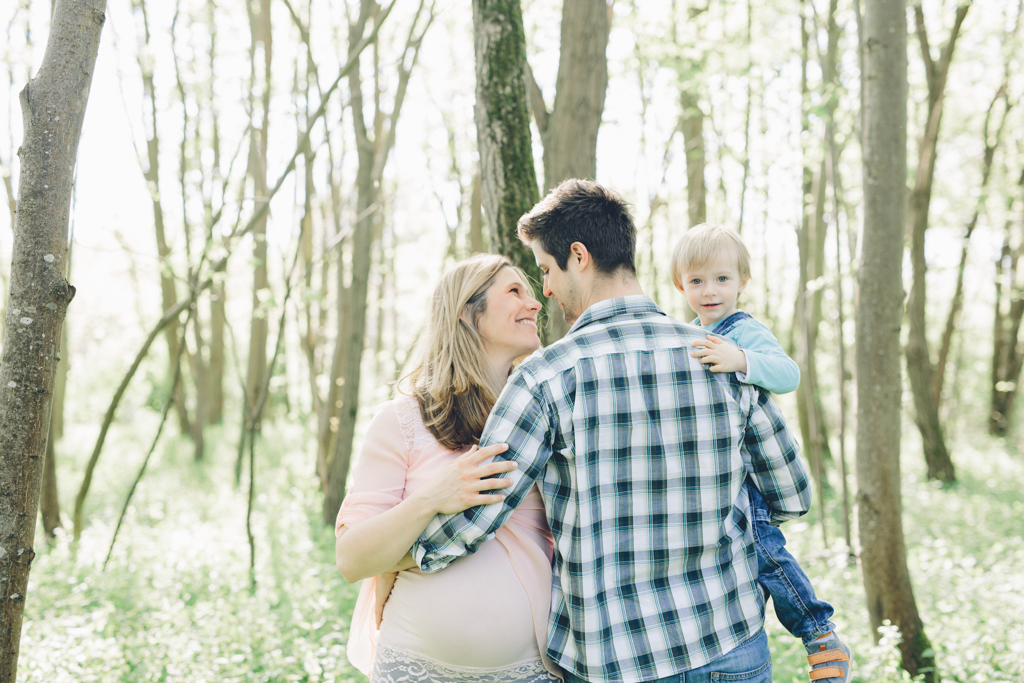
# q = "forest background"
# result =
<box><xmin>1</xmin><ymin>0</ymin><xmax>1023</xmax><ymax>681</ymax></box>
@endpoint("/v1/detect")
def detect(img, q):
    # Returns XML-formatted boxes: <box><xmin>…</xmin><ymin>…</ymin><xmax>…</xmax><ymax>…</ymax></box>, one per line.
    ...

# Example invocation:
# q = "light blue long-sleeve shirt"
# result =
<box><xmin>698</xmin><ymin>312</ymin><xmax>800</xmax><ymax>394</ymax></box>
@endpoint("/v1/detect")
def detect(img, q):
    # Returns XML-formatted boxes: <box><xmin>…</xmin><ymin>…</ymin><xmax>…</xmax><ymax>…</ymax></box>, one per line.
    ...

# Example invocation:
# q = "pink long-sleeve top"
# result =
<box><xmin>335</xmin><ymin>395</ymin><xmax>558</xmax><ymax>678</ymax></box>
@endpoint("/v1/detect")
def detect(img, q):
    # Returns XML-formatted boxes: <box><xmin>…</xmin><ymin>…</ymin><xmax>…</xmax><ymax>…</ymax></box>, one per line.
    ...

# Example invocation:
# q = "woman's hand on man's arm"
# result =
<box><xmin>335</xmin><ymin>442</ymin><xmax>516</xmax><ymax>583</ymax></box>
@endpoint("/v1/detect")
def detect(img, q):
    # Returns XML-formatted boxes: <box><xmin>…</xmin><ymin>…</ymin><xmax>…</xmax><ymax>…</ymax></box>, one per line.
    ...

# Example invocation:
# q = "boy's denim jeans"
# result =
<box><xmin>565</xmin><ymin>629</ymin><xmax>772</xmax><ymax>683</ymax></box>
<box><xmin>748</xmin><ymin>483</ymin><xmax>836</xmax><ymax>644</ymax></box>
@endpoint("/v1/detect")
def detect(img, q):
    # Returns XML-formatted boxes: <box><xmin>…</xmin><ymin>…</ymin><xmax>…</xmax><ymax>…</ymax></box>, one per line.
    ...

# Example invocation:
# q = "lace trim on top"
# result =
<box><xmin>392</xmin><ymin>395</ymin><xmax>441</xmax><ymax>457</ymax></box>
<box><xmin>371</xmin><ymin>643</ymin><xmax>560</xmax><ymax>683</ymax></box>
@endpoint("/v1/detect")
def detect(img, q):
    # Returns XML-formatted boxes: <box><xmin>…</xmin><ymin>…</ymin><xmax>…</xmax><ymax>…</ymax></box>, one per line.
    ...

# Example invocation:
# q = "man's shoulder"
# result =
<box><xmin>516</xmin><ymin>311</ymin><xmax>719</xmax><ymax>383</ymax></box>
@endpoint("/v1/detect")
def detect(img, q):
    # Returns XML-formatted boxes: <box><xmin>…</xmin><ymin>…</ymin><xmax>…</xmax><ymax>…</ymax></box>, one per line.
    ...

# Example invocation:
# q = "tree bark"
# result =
<box><xmin>533</xmin><ymin>0</ymin><xmax>609</xmax><ymax>192</ymax></box>
<box><xmin>858</xmin><ymin>1</ymin><xmax>935</xmax><ymax>679</ymax></box>
<box><xmin>792</xmin><ymin>0</ymin><xmax>835</xmax><ymax>479</ymax></box>
<box><xmin>322</xmin><ymin>0</ymin><xmax>432</xmax><ymax>524</ymax></box>
<box><xmin>40</xmin><ymin>316</ymin><xmax>69</xmax><ymax>539</ymax></box>
<box><xmin>0</xmin><ymin>2</ymin><xmax>104</xmax><ymax>680</ymax></box>
<box><xmin>204</xmin><ymin>0</ymin><xmax>225</xmax><ymax>425</ymax></box>
<box><xmin>524</xmin><ymin>0</ymin><xmax>609</xmax><ymax>341</ymax></box>
<box><xmin>991</xmin><ymin>167</ymin><xmax>1024</xmax><ymax>436</ymax></box>
<box><xmin>680</xmin><ymin>89</ymin><xmax>706</xmax><ymax>229</ymax></box>
<box><xmin>905</xmin><ymin>2</ymin><xmax>968</xmax><ymax>484</ymax></box>
<box><xmin>935</xmin><ymin>81</ymin><xmax>1010</xmax><ymax>408</ymax></box>
<box><xmin>469</xmin><ymin>171</ymin><xmax>485</xmax><ymax>254</ymax></box>
<box><xmin>473</xmin><ymin>0</ymin><xmax>542</xmax><ymax>320</ymax></box>
<box><xmin>245</xmin><ymin>0</ymin><xmax>272</xmax><ymax>433</ymax></box>
<box><xmin>134</xmin><ymin>0</ymin><xmax>193</xmax><ymax>437</ymax></box>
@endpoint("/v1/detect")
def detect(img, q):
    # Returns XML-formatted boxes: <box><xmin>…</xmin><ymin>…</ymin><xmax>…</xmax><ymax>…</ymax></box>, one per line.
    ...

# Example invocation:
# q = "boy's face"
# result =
<box><xmin>677</xmin><ymin>254</ymin><xmax>748</xmax><ymax>327</ymax></box>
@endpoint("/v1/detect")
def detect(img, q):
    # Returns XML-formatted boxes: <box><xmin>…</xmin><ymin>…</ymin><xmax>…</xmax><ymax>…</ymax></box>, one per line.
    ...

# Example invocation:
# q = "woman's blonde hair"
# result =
<box><xmin>670</xmin><ymin>223</ymin><xmax>752</xmax><ymax>290</ymax></box>
<box><xmin>403</xmin><ymin>254</ymin><xmax>534</xmax><ymax>450</ymax></box>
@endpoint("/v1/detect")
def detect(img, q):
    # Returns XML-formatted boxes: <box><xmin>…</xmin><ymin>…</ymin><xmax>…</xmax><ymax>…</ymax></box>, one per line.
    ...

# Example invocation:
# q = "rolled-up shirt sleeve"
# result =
<box><xmin>740</xmin><ymin>385</ymin><xmax>812</xmax><ymax>523</ymax></box>
<box><xmin>412</xmin><ymin>370</ymin><xmax>554</xmax><ymax>573</ymax></box>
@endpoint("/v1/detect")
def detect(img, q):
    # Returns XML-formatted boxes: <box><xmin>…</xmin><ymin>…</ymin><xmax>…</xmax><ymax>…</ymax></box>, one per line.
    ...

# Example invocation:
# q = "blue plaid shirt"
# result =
<box><xmin>412</xmin><ymin>296</ymin><xmax>811</xmax><ymax>682</ymax></box>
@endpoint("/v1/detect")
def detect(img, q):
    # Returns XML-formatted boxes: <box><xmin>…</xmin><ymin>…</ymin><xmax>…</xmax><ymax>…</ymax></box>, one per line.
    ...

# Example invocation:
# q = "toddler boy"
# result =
<box><xmin>670</xmin><ymin>223</ymin><xmax>853</xmax><ymax>683</ymax></box>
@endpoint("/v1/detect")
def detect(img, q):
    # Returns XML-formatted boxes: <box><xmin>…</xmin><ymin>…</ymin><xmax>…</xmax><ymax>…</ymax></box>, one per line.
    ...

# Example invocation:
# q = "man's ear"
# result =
<box><xmin>569</xmin><ymin>242</ymin><xmax>591</xmax><ymax>272</ymax></box>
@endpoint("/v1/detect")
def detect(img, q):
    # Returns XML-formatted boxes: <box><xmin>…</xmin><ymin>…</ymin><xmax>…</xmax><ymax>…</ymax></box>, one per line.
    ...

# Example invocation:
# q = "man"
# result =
<box><xmin>412</xmin><ymin>179</ymin><xmax>811</xmax><ymax>683</ymax></box>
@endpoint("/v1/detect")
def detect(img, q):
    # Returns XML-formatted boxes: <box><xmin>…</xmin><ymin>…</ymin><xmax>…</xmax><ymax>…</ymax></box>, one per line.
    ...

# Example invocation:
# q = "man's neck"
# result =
<box><xmin>579</xmin><ymin>271</ymin><xmax>645</xmax><ymax>313</ymax></box>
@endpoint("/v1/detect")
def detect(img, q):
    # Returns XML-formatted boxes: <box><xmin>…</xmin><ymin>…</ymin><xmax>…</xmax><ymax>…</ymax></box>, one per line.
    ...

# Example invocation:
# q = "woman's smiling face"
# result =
<box><xmin>475</xmin><ymin>267</ymin><xmax>542</xmax><ymax>362</ymax></box>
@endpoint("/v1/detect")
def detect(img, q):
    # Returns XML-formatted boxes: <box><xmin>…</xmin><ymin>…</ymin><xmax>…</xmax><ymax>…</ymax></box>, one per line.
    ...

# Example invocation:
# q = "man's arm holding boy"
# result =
<box><xmin>739</xmin><ymin>384</ymin><xmax>812</xmax><ymax>522</ymax></box>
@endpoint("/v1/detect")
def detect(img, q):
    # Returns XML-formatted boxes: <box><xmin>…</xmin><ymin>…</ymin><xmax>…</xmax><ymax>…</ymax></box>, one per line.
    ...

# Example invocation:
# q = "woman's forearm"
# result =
<box><xmin>336</xmin><ymin>442</ymin><xmax>515</xmax><ymax>582</ymax></box>
<box><xmin>335</xmin><ymin>494</ymin><xmax>437</xmax><ymax>582</ymax></box>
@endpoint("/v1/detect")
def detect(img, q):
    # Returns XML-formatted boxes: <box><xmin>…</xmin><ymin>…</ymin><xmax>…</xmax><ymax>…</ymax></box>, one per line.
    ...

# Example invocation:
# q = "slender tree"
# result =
<box><xmin>858</xmin><ymin>0</ymin><xmax>936</xmax><ymax>678</ymax></box>
<box><xmin>472</xmin><ymin>0</ymin><xmax>542</xmax><ymax>314</ymax></box>
<box><xmin>936</xmin><ymin>77</ymin><xmax>1012</xmax><ymax>411</ymax></box>
<box><xmin>133</xmin><ymin>0</ymin><xmax>194</xmax><ymax>437</ymax></box>
<box><xmin>524</xmin><ymin>0</ymin><xmax>610</xmax><ymax>340</ymax></box>
<box><xmin>40</xmin><ymin>285</ymin><xmax>70</xmax><ymax>539</ymax></box>
<box><xmin>991</xmin><ymin>166</ymin><xmax>1024</xmax><ymax>436</ymax></box>
<box><xmin>792</xmin><ymin>0</ymin><xmax>837</xmax><ymax>485</ymax></box>
<box><xmin>244</xmin><ymin>0</ymin><xmax>273</xmax><ymax>437</ymax></box>
<box><xmin>0</xmin><ymin>3</ymin><xmax>105</xmax><ymax>680</ymax></box>
<box><xmin>905</xmin><ymin>2</ymin><xmax>969</xmax><ymax>483</ymax></box>
<box><xmin>322</xmin><ymin>0</ymin><xmax>433</xmax><ymax>525</ymax></box>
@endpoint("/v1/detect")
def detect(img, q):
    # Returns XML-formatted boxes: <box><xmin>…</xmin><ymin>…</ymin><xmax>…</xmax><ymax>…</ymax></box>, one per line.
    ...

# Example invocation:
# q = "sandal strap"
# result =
<box><xmin>808</xmin><ymin>649</ymin><xmax>848</xmax><ymax>666</ymax></box>
<box><xmin>809</xmin><ymin>665</ymin><xmax>845</xmax><ymax>681</ymax></box>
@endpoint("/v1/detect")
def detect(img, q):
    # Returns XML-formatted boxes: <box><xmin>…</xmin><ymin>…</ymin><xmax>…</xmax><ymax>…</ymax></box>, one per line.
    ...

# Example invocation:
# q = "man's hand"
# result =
<box><xmin>691</xmin><ymin>335</ymin><xmax>747</xmax><ymax>373</ymax></box>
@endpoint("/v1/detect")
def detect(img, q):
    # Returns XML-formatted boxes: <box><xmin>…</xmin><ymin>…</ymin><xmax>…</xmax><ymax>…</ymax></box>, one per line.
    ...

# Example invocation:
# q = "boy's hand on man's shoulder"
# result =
<box><xmin>691</xmin><ymin>335</ymin><xmax>748</xmax><ymax>374</ymax></box>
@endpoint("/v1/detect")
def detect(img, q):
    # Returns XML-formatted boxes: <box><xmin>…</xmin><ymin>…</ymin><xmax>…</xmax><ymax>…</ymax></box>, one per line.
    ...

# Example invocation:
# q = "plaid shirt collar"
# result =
<box><xmin>567</xmin><ymin>295</ymin><xmax>665</xmax><ymax>335</ymax></box>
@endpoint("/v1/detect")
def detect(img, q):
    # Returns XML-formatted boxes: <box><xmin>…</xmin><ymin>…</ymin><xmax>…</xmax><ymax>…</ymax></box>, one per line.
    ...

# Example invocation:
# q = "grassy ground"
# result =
<box><xmin>17</xmin><ymin>419</ymin><xmax>1024</xmax><ymax>682</ymax></box>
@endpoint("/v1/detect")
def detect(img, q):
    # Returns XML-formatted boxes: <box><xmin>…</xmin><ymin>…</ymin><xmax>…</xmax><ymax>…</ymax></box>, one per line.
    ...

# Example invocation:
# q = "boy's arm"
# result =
<box><xmin>732</xmin><ymin>320</ymin><xmax>801</xmax><ymax>394</ymax></box>
<box><xmin>411</xmin><ymin>371</ymin><xmax>554</xmax><ymax>573</ymax></box>
<box><xmin>739</xmin><ymin>385</ymin><xmax>812</xmax><ymax>522</ymax></box>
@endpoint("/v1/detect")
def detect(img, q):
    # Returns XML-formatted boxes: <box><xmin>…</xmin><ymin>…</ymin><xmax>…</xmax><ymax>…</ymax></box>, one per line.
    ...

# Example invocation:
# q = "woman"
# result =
<box><xmin>335</xmin><ymin>254</ymin><xmax>560</xmax><ymax>683</ymax></box>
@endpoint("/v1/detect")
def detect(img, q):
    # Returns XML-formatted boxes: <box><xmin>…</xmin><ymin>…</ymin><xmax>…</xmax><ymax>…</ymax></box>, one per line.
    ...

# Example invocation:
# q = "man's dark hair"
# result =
<box><xmin>517</xmin><ymin>179</ymin><xmax>636</xmax><ymax>274</ymax></box>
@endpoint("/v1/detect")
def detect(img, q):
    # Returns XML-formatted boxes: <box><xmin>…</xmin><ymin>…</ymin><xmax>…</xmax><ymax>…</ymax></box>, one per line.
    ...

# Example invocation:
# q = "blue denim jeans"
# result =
<box><xmin>564</xmin><ymin>630</ymin><xmax>771</xmax><ymax>683</ymax></box>
<box><xmin>748</xmin><ymin>483</ymin><xmax>835</xmax><ymax>644</ymax></box>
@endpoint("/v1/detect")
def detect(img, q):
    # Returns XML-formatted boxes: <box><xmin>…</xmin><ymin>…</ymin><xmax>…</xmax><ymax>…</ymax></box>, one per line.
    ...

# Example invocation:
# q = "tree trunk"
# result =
<box><xmin>316</xmin><ymin>192</ymin><xmax>349</xmax><ymax>486</ymax></box>
<box><xmin>791</xmin><ymin>0</ymin><xmax>836</xmax><ymax>478</ymax></box>
<box><xmin>135</xmin><ymin>0</ymin><xmax>192</xmax><ymax>437</ymax></box>
<box><xmin>535</xmin><ymin>0</ymin><xmax>609</xmax><ymax>191</ymax></box>
<box><xmin>680</xmin><ymin>89</ymin><xmax>707</xmax><ymax>229</ymax></box>
<box><xmin>935</xmin><ymin>81</ymin><xmax>1010</xmax><ymax>409</ymax></box>
<box><xmin>0</xmin><ymin>3</ymin><xmax>104</xmax><ymax>680</ymax></box>
<box><xmin>905</xmin><ymin>3</ymin><xmax>968</xmax><ymax>484</ymax></box>
<box><xmin>245</xmin><ymin>0</ymin><xmax>272</xmax><ymax>433</ymax></box>
<box><xmin>473</xmin><ymin>0</ymin><xmax>542</xmax><ymax>317</ymax></box>
<box><xmin>323</xmin><ymin>0</ymin><xmax>433</xmax><ymax>524</ymax></box>
<box><xmin>524</xmin><ymin>0</ymin><xmax>609</xmax><ymax>341</ymax></box>
<box><xmin>40</xmin><ymin>312</ymin><xmax>69</xmax><ymax>539</ymax></box>
<box><xmin>322</xmin><ymin>3</ymin><xmax>376</xmax><ymax>523</ymax></box>
<box><xmin>470</xmin><ymin>171</ymin><xmax>485</xmax><ymax>254</ymax></box>
<box><xmin>858</xmin><ymin>1</ymin><xmax>936</xmax><ymax>679</ymax></box>
<box><xmin>208</xmin><ymin>282</ymin><xmax>225</xmax><ymax>423</ymax></box>
<box><xmin>991</xmin><ymin>168</ymin><xmax>1024</xmax><ymax>436</ymax></box>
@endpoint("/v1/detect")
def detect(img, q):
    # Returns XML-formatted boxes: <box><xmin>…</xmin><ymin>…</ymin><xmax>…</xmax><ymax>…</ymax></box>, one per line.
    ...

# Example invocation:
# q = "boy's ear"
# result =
<box><xmin>738</xmin><ymin>277</ymin><xmax>750</xmax><ymax>295</ymax></box>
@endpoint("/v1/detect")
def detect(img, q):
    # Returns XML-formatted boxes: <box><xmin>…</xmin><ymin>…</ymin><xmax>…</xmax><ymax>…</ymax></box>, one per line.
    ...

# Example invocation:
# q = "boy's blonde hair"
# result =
<box><xmin>670</xmin><ymin>223</ymin><xmax>752</xmax><ymax>290</ymax></box>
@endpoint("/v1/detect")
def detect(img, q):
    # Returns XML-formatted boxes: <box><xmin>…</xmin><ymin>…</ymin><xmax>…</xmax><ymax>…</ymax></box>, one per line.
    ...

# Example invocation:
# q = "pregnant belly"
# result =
<box><xmin>378</xmin><ymin>538</ymin><xmax>539</xmax><ymax>668</ymax></box>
